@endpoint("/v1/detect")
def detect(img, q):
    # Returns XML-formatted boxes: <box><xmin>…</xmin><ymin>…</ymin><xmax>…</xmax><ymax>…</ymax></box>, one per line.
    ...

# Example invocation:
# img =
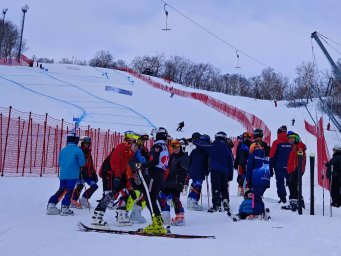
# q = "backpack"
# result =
<box><xmin>99</xmin><ymin>148</ymin><xmax>115</xmax><ymax>178</ymax></box>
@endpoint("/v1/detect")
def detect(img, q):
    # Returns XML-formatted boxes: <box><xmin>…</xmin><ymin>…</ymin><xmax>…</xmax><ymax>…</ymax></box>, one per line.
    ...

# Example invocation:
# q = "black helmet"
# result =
<box><xmin>67</xmin><ymin>133</ymin><xmax>79</xmax><ymax>144</ymax></box>
<box><xmin>80</xmin><ymin>136</ymin><xmax>91</xmax><ymax>146</ymax></box>
<box><xmin>277</xmin><ymin>125</ymin><xmax>287</xmax><ymax>134</ymax></box>
<box><xmin>155</xmin><ymin>127</ymin><xmax>168</xmax><ymax>141</ymax></box>
<box><xmin>199</xmin><ymin>134</ymin><xmax>211</xmax><ymax>143</ymax></box>
<box><xmin>215</xmin><ymin>131</ymin><xmax>227</xmax><ymax>142</ymax></box>
<box><xmin>253</xmin><ymin>129</ymin><xmax>263</xmax><ymax>139</ymax></box>
<box><xmin>191</xmin><ymin>132</ymin><xmax>201</xmax><ymax>141</ymax></box>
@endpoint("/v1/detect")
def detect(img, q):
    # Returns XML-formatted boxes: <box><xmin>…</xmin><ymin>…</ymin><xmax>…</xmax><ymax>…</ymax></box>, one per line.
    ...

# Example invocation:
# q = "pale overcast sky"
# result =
<box><xmin>2</xmin><ymin>0</ymin><xmax>341</xmax><ymax>79</ymax></box>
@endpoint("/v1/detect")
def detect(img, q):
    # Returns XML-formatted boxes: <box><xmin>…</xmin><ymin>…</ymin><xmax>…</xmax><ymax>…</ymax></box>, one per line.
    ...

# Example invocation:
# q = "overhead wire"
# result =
<box><xmin>160</xmin><ymin>0</ymin><xmax>272</xmax><ymax>70</ymax></box>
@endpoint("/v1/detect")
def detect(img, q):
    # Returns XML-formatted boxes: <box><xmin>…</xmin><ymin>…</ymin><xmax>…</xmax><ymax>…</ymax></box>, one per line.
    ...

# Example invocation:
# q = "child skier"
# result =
<box><xmin>71</xmin><ymin>136</ymin><xmax>98</xmax><ymax>208</ymax></box>
<box><xmin>160</xmin><ymin>139</ymin><xmax>189</xmax><ymax>226</ymax></box>
<box><xmin>46</xmin><ymin>134</ymin><xmax>85</xmax><ymax>216</ymax></box>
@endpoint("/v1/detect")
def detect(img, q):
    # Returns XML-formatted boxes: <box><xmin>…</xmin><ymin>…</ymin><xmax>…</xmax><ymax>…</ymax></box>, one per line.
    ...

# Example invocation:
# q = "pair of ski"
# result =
<box><xmin>77</xmin><ymin>222</ymin><xmax>215</xmax><ymax>239</ymax></box>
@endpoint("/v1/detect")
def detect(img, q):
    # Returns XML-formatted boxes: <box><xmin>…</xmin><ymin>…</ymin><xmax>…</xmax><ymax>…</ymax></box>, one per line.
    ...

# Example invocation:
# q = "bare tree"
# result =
<box><xmin>89</xmin><ymin>50</ymin><xmax>114</xmax><ymax>68</ymax></box>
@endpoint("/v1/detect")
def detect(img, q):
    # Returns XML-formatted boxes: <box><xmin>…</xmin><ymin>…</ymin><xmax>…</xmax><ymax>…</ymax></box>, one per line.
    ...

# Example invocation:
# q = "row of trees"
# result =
<box><xmin>0</xmin><ymin>19</ymin><xmax>26</xmax><ymax>59</ymax></box>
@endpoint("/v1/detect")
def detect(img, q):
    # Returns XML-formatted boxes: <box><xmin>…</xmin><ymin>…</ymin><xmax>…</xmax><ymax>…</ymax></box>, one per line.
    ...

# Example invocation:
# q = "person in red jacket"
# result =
<box><xmin>91</xmin><ymin>135</ymin><xmax>138</xmax><ymax>229</ymax></box>
<box><xmin>282</xmin><ymin>132</ymin><xmax>306</xmax><ymax>212</ymax></box>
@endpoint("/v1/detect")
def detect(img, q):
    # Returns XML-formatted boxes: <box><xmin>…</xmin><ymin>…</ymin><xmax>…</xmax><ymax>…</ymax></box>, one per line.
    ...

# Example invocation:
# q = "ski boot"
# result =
<box><xmin>91</xmin><ymin>210</ymin><xmax>110</xmax><ymax>229</ymax></box>
<box><xmin>208</xmin><ymin>205</ymin><xmax>222</xmax><ymax>213</ymax></box>
<box><xmin>116</xmin><ymin>209</ymin><xmax>133</xmax><ymax>226</ymax></box>
<box><xmin>189</xmin><ymin>200</ymin><xmax>203</xmax><ymax>211</ymax></box>
<box><xmin>130</xmin><ymin>205</ymin><xmax>146</xmax><ymax>224</ymax></box>
<box><xmin>60</xmin><ymin>205</ymin><xmax>74</xmax><ymax>216</ymax></box>
<box><xmin>143</xmin><ymin>215</ymin><xmax>168</xmax><ymax>235</ymax></box>
<box><xmin>222</xmin><ymin>199</ymin><xmax>230</xmax><ymax>212</ymax></box>
<box><xmin>70</xmin><ymin>200</ymin><xmax>82</xmax><ymax>209</ymax></box>
<box><xmin>171</xmin><ymin>213</ymin><xmax>185</xmax><ymax>226</ymax></box>
<box><xmin>281</xmin><ymin>199</ymin><xmax>298</xmax><ymax>212</ymax></box>
<box><xmin>80</xmin><ymin>196</ymin><xmax>91</xmax><ymax>208</ymax></box>
<box><xmin>46</xmin><ymin>203</ymin><xmax>61</xmax><ymax>215</ymax></box>
<box><xmin>263</xmin><ymin>208</ymin><xmax>271</xmax><ymax>220</ymax></box>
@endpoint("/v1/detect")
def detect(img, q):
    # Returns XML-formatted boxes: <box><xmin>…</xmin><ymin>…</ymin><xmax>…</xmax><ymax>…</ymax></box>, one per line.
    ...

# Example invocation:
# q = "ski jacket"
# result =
<box><xmin>110</xmin><ymin>142</ymin><xmax>135</xmax><ymax>178</ymax></box>
<box><xmin>162</xmin><ymin>151</ymin><xmax>189</xmax><ymax>191</ymax></box>
<box><xmin>238</xmin><ymin>198</ymin><xmax>253</xmax><ymax>215</ymax></box>
<box><xmin>269</xmin><ymin>132</ymin><xmax>292</xmax><ymax>171</ymax></box>
<box><xmin>58</xmin><ymin>143</ymin><xmax>85</xmax><ymax>180</ymax></box>
<box><xmin>144</xmin><ymin>140</ymin><xmax>170</xmax><ymax>171</ymax></box>
<box><xmin>80</xmin><ymin>147</ymin><xmax>97</xmax><ymax>180</ymax></box>
<box><xmin>189</xmin><ymin>147</ymin><xmax>209</xmax><ymax>180</ymax></box>
<box><xmin>195</xmin><ymin>139</ymin><xmax>234</xmax><ymax>181</ymax></box>
<box><xmin>234</xmin><ymin>140</ymin><xmax>252</xmax><ymax>173</ymax></box>
<box><xmin>326</xmin><ymin>151</ymin><xmax>341</xmax><ymax>181</ymax></box>
<box><xmin>246</xmin><ymin>148</ymin><xmax>270</xmax><ymax>188</ymax></box>
<box><xmin>287</xmin><ymin>141</ymin><xmax>307</xmax><ymax>174</ymax></box>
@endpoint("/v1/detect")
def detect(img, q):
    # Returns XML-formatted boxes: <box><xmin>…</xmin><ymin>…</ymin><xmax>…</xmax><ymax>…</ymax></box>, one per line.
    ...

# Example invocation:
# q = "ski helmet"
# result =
<box><xmin>155</xmin><ymin>127</ymin><xmax>168</xmax><ymax>141</ymax></box>
<box><xmin>214</xmin><ymin>131</ymin><xmax>228</xmax><ymax>142</ymax></box>
<box><xmin>243</xmin><ymin>132</ymin><xmax>252</xmax><ymax>140</ymax></box>
<box><xmin>170</xmin><ymin>139</ymin><xmax>181</xmax><ymax>148</ymax></box>
<box><xmin>288</xmin><ymin>132</ymin><xmax>300</xmax><ymax>144</ymax></box>
<box><xmin>253</xmin><ymin>129</ymin><xmax>264</xmax><ymax>139</ymax></box>
<box><xmin>191</xmin><ymin>132</ymin><xmax>201</xmax><ymax>141</ymax></box>
<box><xmin>277</xmin><ymin>125</ymin><xmax>287</xmax><ymax>134</ymax></box>
<box><xmin>199</xmin><ymin>134</ymin><xmax>211</xmax><ymax>143</ymax></box>
<box><xmin>80</xmin><ymin>136</ymin><xmax>91</xmax><ymax>146</ymax></box>
<box><xmin>67</xmin><ymin>133</ymin><xmax>79</xmax><ymax>144</ymax></box>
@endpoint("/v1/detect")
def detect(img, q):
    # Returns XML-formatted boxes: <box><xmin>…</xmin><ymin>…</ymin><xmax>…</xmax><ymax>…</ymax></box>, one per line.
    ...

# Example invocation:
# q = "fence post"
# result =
<box><xmin>22</xmin><ymin>112</ymin><xmax>32</xmax><ymax>177</ymax></box>
<box><xmin>2</xmin><ymin>106</ymin><xmax>12</xmax><ymax>176</ymax></box>
<box><xmin>34</xmin><ymin>124</ymin><xmax>39</xmax><ymax>168</ymax></box>
<box><xmin>45</xmin><ymin>126</ymin><xmax>51</xmax><ymax>172</ymax></box>
<box><xmin>0</xmin><ymin>113</ymin><xmax>2</xmax><ymax>176</ymax></box>
<box><xmin>29</xmin><ymin>116</ymin><xmax>33</xmax><ymax>174</ymax></box>
<box><xmin>16</xmin><ymin>116</ymin><xmax>21</xmax><ymax>173</ymax></box>
<box><xmin>40</xmin><ymin>113</ymin><xmax>48</xmax><ymax>177</ymax></box>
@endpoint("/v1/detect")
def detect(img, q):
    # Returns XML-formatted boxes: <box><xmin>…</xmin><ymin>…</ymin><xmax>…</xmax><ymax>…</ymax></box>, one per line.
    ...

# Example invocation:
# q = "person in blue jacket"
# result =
<box><xmin>46</xmin><ymin>133</ymin><xmax>85</xmax><ymax>216</ymax></box>
<box><xmin>195</xmin><ymin>131</ymin><xmax>234</xmax><ymax>212</ymax></box>
<box><xmin>187</xmin><ymin>134</ymin><xmax>210</xmax><ymax>211</ymax></box>
<box><xmin>245</xmin><ymin>142</ymin><xmax>270</xmax><ymax>218</ymax></box>
<box><xmin>269</xmin><ymin>125</ymin><xmax>292</xmax><ymax>203</ymax></box>
<box><xmin>231</xmin><ymin>190</ymin><xmax>254</xmax><ymax>221</ymax></box>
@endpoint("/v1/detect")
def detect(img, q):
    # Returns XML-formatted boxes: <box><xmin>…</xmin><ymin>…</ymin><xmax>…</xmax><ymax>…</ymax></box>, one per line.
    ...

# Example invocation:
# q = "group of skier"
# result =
<box><xmin>46</xmin><ymin>124</ymin><xmax>341</xmax><ymax>233</ymax></box>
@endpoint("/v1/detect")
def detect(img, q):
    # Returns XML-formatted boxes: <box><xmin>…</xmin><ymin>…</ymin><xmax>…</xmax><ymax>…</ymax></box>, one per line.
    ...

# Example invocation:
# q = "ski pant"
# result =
<box><xmin>251</xmin><ymin>185</ymin><xmax>266</xmax><ymax>215</ymax></box>
<box><xmin>160</xmin><ymin>189</ymin><xmax>184</xmax><ymax>215</ymax></box>
<box><xmin>275</xmin><ymin>168</ymin><xmax>288</xmax><ymax>199</ymax></box>
<box><xmin>288</xmin><ymin>169</ymin><xmax>300</xmax><ymax>200</ymax></box>
<box><xmin>143</xmin><ymin>167</ymin><xmax>164</xmax><ymax>217</ymax></box>
<box><xmin>330</xmin><ymin>177</ymin><xmax>341</xmax><ymax>205</ymax></box>
<box><xmin>72</xmin><ymin>179</ymin><xmax>98</xmax><ymax>201</ymax></box>
<box><xmin>237</xmin><ymin>165</ymin><xmax>246</xmax><ymax>187</ymax></box>
<box><xmin>188</xmin><ymin>179</ymin><xmax>203</xmax><ymax>201</ymax></box>
<box><xmin>211</xmin><ymin>171</ymin><xmax>229</xmax><ymax>208</ymax></box>
<box><xmin>48</xmin><ymin>179</ymin><xmax>77</xmax><ymax>207</ymax></box>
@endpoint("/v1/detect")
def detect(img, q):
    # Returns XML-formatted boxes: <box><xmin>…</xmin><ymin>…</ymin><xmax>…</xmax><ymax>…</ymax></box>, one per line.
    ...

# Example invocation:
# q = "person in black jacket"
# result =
<box><xmin>326</xmin><ymin>144</ymin><xmax>341</xmax><ymax>207</ymax></box>
<box><xmin>187</xmin><ymin>134</ymin><xmax>210</xmax><ymax>211</ymax></box>
<box><xmin>160</xmin><ymin>139</ymin><xmax>189</xmax><ymax>226</ymax></box>
<box><xmin>234</xmin><ymin>132</ymin><xmax>253</xmax><ymax>196</ymax></box>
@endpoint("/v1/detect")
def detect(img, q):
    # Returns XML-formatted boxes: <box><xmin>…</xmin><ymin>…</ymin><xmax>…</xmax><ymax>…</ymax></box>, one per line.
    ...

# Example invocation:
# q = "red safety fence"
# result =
<box><xmin>118</xmin><ymin>68</ymin><xmax>271</xmax><ymax>144</ymax></box>
<box><xmin>0</xmin><ymin>54</ymin><xmax>32</xmax><ymax>66</ymax></box>
<box><xmin>304</xmin><ymin>117</ymin><xmax>330</xmax><ymax>190</ymax></box>
<box><xmin>0</xmin><ymin>106</ymin><xmax>156</xmax><ymax>177</ymax></box>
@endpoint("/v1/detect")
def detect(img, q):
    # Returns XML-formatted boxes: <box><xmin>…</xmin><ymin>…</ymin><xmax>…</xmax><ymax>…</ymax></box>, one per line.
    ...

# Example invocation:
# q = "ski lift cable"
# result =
<box><xmin>160</xmin><ymin>0</ymin><xmax>272</xmax><ymax>69</ymax></box>
<box><xmin>317</xmin><ymin>32</ymin><xmax>341</xmax><ymax>49</ymax></box>
<box><xmin>318</xmin><ymin>35</ymin><xmax>341</xmax><ymax>58</ymax></box>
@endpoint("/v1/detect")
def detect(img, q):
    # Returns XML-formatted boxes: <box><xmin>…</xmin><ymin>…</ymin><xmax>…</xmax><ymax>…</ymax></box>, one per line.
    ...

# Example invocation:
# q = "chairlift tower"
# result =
<box><xmin>162</xmin><ymin>4</ymin><xmax>171</xmax><ymax>31</ymax></box>
<box><xmin>17</xmin><ymin>5</ymin><xmax>29</xmax><ymax>62</ymax></box>
<box><xmin>311</xmin><ymin>31</ymin><xmax>341</xmax><ymax>132</ymax></box>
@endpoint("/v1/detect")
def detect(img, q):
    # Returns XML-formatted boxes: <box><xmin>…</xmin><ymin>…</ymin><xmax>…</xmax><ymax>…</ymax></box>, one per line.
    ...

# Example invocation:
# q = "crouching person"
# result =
<box><xmin>245</xmin><ymin>142</ymin><xmax>271</xmax><ymax>220</ymax></box>
<box><xmin>47</xmin><ymin>133</ymin><xmax>85</xmax><ymax>216</ymax></box>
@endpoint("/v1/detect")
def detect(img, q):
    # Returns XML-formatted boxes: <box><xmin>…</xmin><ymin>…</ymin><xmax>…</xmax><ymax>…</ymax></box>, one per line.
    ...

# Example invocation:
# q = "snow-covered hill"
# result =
<box><xmin>0</xmin><ymin>63</ymin><xmax>341</xmax><ymax>256</ymax></box>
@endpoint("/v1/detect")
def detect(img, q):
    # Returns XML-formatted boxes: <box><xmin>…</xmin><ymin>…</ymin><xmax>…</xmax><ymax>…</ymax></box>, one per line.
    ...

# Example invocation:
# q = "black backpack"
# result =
<box><xmin>99</xmin><ymin>148</ymin><xmax>114</xmax><ymax>178</ymax></box>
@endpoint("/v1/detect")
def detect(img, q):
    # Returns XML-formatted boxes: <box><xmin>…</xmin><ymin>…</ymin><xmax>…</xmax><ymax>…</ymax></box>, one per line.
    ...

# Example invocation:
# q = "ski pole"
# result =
<box><xmin>330</xmin><ymin>165</ymin><xmax>333</xmax><ymax>217</ymax></box>
<box><xmin>137</xmin><ymin>168</ymin><xmax>155</xmax><ymax>217</ymax></box>
<box><xmin>322</xmin><ymin>168</ymin><xmax>325</xmax><ymax>216</ymax></box>
<box><xmin>206</xmin><ymin>175</ymin><xmax>210</xmax><ymax>209</ymax></box>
